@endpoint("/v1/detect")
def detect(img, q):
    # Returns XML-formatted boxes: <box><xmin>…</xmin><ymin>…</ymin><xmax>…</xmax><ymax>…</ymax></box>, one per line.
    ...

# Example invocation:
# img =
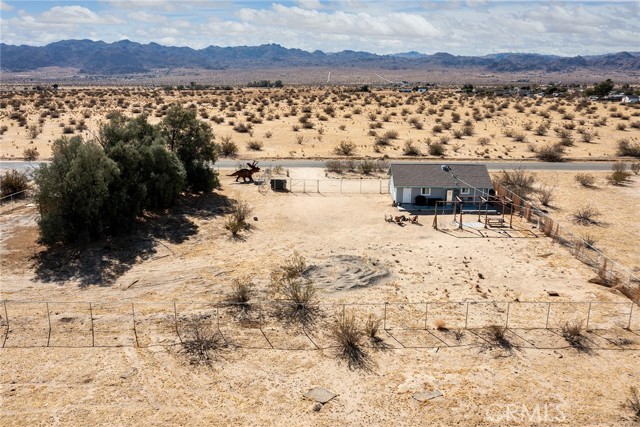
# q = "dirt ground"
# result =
<box><xmin>1</xmin><ymin>169</ymin><xmax>639</xmax><ymax>426</ymax></box>
<box><xmin>1</xmin><ymin>87</ymin><xmax>639</xmax><ymax>162</ymax></box>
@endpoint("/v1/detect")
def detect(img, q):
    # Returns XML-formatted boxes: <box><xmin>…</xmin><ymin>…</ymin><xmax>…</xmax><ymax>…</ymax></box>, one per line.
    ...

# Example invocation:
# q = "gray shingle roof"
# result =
<box><xmin>389</xmin><ymin>163</ymin><xmax>493</xmax><ymax>189</ymax></box>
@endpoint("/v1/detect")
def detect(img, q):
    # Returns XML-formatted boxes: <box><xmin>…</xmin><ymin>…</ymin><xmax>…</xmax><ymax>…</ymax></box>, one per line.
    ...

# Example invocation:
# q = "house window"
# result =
<box><xmin>460</xmin><ymin>187</ymin><xmax>470</xmax><ymax>195</ymax></box>
<box><xmin>421</xmin><ymin>188</ymin><xmax>431</xmax><ymax>196</ymax></box>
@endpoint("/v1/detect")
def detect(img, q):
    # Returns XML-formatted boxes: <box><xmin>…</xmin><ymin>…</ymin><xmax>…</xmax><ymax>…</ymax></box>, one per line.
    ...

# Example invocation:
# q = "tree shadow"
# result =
<box><xmin>31</xmin><ymin>192</ymin><xmax>232</xmax><ymax>287</ymax></box>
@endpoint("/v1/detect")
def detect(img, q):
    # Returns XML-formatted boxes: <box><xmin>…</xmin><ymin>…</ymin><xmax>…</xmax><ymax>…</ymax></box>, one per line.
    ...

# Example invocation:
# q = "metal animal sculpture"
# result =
<box><xmin>228</xmin><ymin>161</ymin><xmax>260</xmax><ymax>182</ymax></box>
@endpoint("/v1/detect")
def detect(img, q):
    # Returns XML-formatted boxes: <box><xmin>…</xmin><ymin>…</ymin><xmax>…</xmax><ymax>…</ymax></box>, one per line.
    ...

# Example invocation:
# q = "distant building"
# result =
<box><xmin>621</xmin><ymin>95</ymin><xmax>640</xmax><ymax>104</ymax></box>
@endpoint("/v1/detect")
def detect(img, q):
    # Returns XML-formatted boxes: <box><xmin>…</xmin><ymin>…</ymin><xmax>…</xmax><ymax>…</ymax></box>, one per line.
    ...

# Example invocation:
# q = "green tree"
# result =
<box><xmin>586</xmin><ymin>79</ymin><xmax>614</xmax><ymax>97</ymax></box>
<box><xmin>160</xmin><ymin>105</ymin><xmax>219</xmax><ymax>192</ymax></box>
<box><xmin>35</xmin><ymin>137</ymin><xmax>120</xmax><ymax>243</ymax></box>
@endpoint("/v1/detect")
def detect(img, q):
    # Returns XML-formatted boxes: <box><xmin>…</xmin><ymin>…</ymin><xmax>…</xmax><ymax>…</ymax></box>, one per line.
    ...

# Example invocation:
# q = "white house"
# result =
<box><xmin>388</xmin><ymin>163</ymin><xmax>494</xmax><ymax>207</ymax></box>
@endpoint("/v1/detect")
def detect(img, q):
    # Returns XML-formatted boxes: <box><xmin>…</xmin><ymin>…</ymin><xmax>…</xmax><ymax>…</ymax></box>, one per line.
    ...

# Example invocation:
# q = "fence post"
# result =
<box><xmin>317</xmin><ymin>179</ymin><xmax>320</xmax><ymax>193</ymax></box>
<box><xmin>3</xmin><ymin>301</ymin><xmax>9</xmax><ymax>348</ymax></box>
<box><xmin>545</xmin><ymin>302</ymin><xmax>552</xmax><ymax>329</ymax></box>
<box><xmin>360</xmin><ymin>179</ymin><xmax>362</xmax><ymax>194</ymax></box>
<box><xmin>340</xmin><ymin>179</ymin><xmax>343</xmax><ymax>194</ymax></box>
<box><xmin>585</xmin><ymin>302</ymin><xmax>592</xmax><ymax>330</ymax></box>
<box><xmin>383</xmin><ymin>302</ymin><xmax>388</xmax><ymax>330</ymax></box>
<box><xmin>424</xmin><ymin>303</ymin><xmax>428</xmax><ymax>330</ymax></box>
<box><xmin>629</xmin><ymin>303</ymin><xmax>634</xmax><ymax>330</ymax></box>
<box><xmin>173</xmin><ymin>302</ymin><xmax>181</xmax><ymax>343</ymax></box>
<box><xmin>46</xmin><ymin>302</ymin><xmax>52</xmax><ymax>347</ymax></box>
<box><xmin>464</xmin><ymin>302</ymin><xmax>469</xmax><ymax>329</ymax></box>
<box><xmin>303</xmin><ymin>180</ymin><xmax>306</xmax><ymax>193</ymax></box>
<box><xmin>89</xmin><ymin>302</ymin><xmax>95</xmax><ymax>347</ymax></box>
<box><xmin>131</xmin><ymin>303</ymin><xmax>139</xmax><ymax>347</ymax></box>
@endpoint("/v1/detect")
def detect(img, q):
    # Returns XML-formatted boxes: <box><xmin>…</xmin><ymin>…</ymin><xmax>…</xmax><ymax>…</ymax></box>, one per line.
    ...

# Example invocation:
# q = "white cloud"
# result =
<box><xmin>0</xmin><ymin>0</ymin><xmax>14</xmax><ymax>12</ymax></box>
<box><xmin>296</xmin><ymin>0</ymin><xmax>325</xmax><ymax>9</ymax></box>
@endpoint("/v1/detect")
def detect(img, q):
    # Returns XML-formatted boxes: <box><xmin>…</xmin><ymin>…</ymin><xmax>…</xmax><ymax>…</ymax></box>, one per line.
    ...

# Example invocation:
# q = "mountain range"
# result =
<box><xmin>1</xmin><ymin>39</ymin><xmax>639</xmax><ymax>75</ymax></box>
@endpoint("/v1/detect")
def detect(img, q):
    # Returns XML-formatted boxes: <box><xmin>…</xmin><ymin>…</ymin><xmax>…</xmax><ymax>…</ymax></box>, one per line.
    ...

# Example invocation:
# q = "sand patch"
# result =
<box><xmin>305</xmin><ymin>255</ymin><xmax>390</xmax><ymax>292</ymax></box>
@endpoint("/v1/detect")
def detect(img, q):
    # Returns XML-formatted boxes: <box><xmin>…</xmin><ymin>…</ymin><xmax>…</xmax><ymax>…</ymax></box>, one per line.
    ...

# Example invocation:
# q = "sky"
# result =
<box><xmin>0</xmin><ymin>1</ymin><xmax>638</xmax><ymax>56</ymax></box>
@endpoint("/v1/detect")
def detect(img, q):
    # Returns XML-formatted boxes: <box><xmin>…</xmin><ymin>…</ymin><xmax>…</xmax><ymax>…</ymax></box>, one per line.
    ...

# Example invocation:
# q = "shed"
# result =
<box><xmin>388</xmin><ymin>163</ymin><xmax>494</xmax><ymax>207</ymax></box>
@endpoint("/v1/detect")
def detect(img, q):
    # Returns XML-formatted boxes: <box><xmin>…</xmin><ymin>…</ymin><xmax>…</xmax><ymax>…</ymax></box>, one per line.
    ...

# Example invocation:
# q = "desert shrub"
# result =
<box><xmin>325</xmin><ymin>160</ymin><xmax>345</xmax><ymax>173</ymax></box>
<box><xmin>495</xmin><ymin>169</ymin><xmax>537</xmax><ymax>198</ymax></box>
<box><xmin>478</xmin><ymin>136</ymin><xmax>490</xmax><ymax>146</ymax></box>
<box><xmin>219</xmin><ymin>136</ymin><xmax>238</xmax><ymax>157</ymax></box>
<box><xmin>179</xmin><ymin>315</ymin><xmax>225</xmax><ymax>367</ymax></box>
<box><xmin>617</xmin><ymin>139</ymin><xmax>640</xmax><ymax>157</ymax></box>
<box><xmin>358</xmin><ymin>159</ymin><xmax>376</xmax><ymax>175</ymax></box>
<box><xmin>232</xmin><ymin>122</ymin><xmax>252</xmax><ymax>133</ymax></box>
<box><xmin>560</xmin><ymin>321</ymin><xmax>590</xmax><ymax>353</ymax></box>
<box><xmin>536</xmin><ymin>144</ymin><xmax>565</xmax><ymax>162</ymax></box>
<box><xmin>534</xmin><ymin>124</ymin><xmax>548</xmax><ymax>136</ymax></box>
<box><xmin>22</xmin><ymin>147</ymin><xmax>39</xmax><ymax>161</ymax></box>
<box><xmin>572</xmin><ymin>205</ymin><xmax>600</xmax><ymax>225</ymax></box>
<box><xmin>537</xmin><ymin>185</ymin><xmax>555</xmax><ymax>207</ymax></box>
<box><xmin>574</xmin><ymin>172</ymin><xmax>595</xmax><ymax>187</ymax></box>
<box><xmin>607</xmin><ymin>162</ymin><xmax>631</xmax><ymax>186</ymax></box>
<box><xmin>632</xmin><ymin>161</ymin><xmax>640</xmax><ymax>175</ymax></box>
<box><xmin>225</xmin><ymin>199</ymin><xmax>252</xmax><ymax>237</ymax></box>
<box><xmin>432</xmin><ymin>124</ymin><xmax>443</xmax><ymax>134</ymax></box>
<box><xmin>627</xmin><ymin>386</ymin><xmax>640</xmax><ymax>421</ymax></box>
<box><xmin>428</xmin><ymin>142</ymin><xmax>445</xmax><ymax>156</ymax></box>
<box><xmin>333</xmin><ymin>140</ymin><xmax>356</xmax><ymax>156</ymax></box>
<box><xmin>364</xmin><ymin>315</ymin><xmax>385</xmax><ymax>349</ymax></box>
<box><xmin>617</xmin><ymin>122</ymin><xmax>627</xmax><ymax>131</ymax></box>
<box><xmin>403</xmin><ymin>140</ymin><xmax>421</xmax><ymax>156</ymax></box>
<box><xmin>434</xmin><ymin>319</ymin><xmax>448</xmax><ymax>331</ymax></box>
<box><xmin>226</xmin><ymin>278</ymin><xmax>254</xmax><ymax>313</ymax></box>
<box><xmin>0</xmin><ymin>169</ymin><xmax>30</xmax><ymax>198</ymax></box>
<box><xmin>485</xmin><ymin>325</ymin><xmax>514</xmax><ymax>354</ymax></box>
<box><xmin>246</xmin><ymin>140</ymin><xmax>263</xmax><ymax>151</ymax></box>
<box><xmin>330</xmin><ymin>314</ymin><xmax>370</xmax><ymax>370</ymax></box>
<box><xmin>382</xmin><ymin>129</ymin><xmax>399</xmax><ymax>140</ymax></box>
<box><xmin>580</xmin><ymin>130</ymin><xmax>595</xmax><ymax>143</ymax></box>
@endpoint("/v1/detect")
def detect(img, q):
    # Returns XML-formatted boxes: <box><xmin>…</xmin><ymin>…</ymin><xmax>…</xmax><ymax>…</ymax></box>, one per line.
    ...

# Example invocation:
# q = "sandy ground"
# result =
<box><xmin>1</xmin><ymin>169</ymin><xmax>639</xmax><ymax>425</ymax></box>
<box><xmin>1</xmin><ymin>87</ymin><xmax>639</xmax><ymax>162</ymax></box>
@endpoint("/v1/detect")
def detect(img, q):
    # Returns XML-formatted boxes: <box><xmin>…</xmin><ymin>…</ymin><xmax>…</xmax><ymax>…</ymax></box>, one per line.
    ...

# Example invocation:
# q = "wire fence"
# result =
<box><xmin>493</xmin><ymin>181</ymin><xmax>640</xmax><ymax>304</ymax></box>
<box><xmin>287</xmin><ymin>178</ymin><xmax>389</xmax><ymax>194</ymax></box>
<box><xmin>1</xmin><ymin>300</ymin><xmax>637</xmax><ymax>350</ymax></box>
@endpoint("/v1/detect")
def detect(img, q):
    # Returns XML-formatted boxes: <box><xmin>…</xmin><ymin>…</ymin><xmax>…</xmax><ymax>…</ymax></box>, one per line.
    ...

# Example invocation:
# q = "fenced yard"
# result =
<box><xmin>1</xmin><ymin>300</ymin><xmax>637</xmax><ymax>350</ymax></box>
<box><xmin>286</xmin><ymin>178</ymin><xmax>389</xmax><ymax>194</ymax></box>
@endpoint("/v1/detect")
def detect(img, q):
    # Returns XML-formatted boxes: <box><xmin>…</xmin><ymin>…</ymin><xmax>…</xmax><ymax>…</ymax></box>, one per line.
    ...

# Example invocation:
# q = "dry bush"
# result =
<box><xmin>358</xmin><ymin>159</ymin><xmax>376</xmax><ymax>175</ymax></box>
<box><xmin>572</xmin><ymin>205</ymin><xmax>600</xmax><ymax>225</ymax></box>
<box><xmin>325</xmin><ymin>160</ymin><xmax>345</xmax><ymax>173</ymax></box>
<box><xmin>226</xmin><ymin>278</ymin><xmax>254</xmax><ymax>312</ymax></box>
<box><xmin>22</xmin><ymin>147</ymin><xmax>39</xmax><ymax>161</ymax></box>
<box><xmin>225</xmin><ymin>199</ymin><xmax>252</xmax><ymax>237</ymax></box>
<box><xmin>333</xmin><ymin>140</ymin><xmax>356</xmax><ymax>156</ymax></box>
<box><xmin>246</xmin><ymin>140</ymin><xmax>263</xmax><ymax>151</ymax></box>
<box><xmin>607</xmin><ymin>162</ymin><xmax>632</xmax><ymax>186</ymax></box>
<box><xmin>495</xmin><ymin>169</ymin><xmax>537</xmax><ymax>199</ymax></box>
<box><xmin>560</xmin><ymin>321</ymin><xmax>590</xmax><ymax>353</ymax></box>
<box><xmin>179</xmin><ymin>315</ymin><xmax>226</xmax><ymax>367</ymax></box>
<box><xmin>0</xmin><ymin>169</ymin><xmax>30</xmax><ymax>198</ymax></box>
<box><xmin>403</xmin><ymin>140</ymin><xmax>421</xmax><ymax>156</ymax></box>
<box><xmin>575</xmin><ymin>172</ymin><xmax>595</xmax><ymax>187</ymax></box>
<box><xmin>275</xmin><ymin>277</ymin><xmax>318</xmax><ymax>327</ymax></box>
<box><xmin>428</xmin><ymin>142</ymin><xmax>445</xmax><ymax>156</ymax></box>
<box><xmin>219</xmin><ymin>136</ymin><xmax>238</xmax><ymax>157</ymax></box>
<box><xmin>618</xmin><ymin>139</ymin><xmax>640</xmax><ymax>157</ymax></box>
<box><xmin>627</xmin><ymin>386</ymin><xmax>640</xmax><ymax>421</ymax></box>
<box><xmin>364</xmin><ymin>314</ymin><xmax>387</xmax><ymax>349</ymax></box>
<box><xmin>536</xmin><ymin>144</ymin><xmax>565</xmax><ymax>162</ymax></box>
<box><xmin>330</xmin><ymin>313</ymin><xmax>371</xmax><ymax>370</ymax></box>
<box><xmin>632</xmin><ymin>162</ymin><xmax>640</xmax><ymax>175</ymax></box>
<box><xmin>485</xmin><ymin>325</ymin><xmax>515</xmax><ymax>354</ymax></box>
<box><xmin>537</xmin><ymin>185</ymin><xmax>555</xmax><ymax>207</ymax></box>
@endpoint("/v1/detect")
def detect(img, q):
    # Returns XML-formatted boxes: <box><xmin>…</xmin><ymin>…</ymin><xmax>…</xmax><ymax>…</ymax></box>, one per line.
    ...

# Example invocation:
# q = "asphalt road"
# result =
<box><xmin>0</xmin><ymin>159</ymin><xmax>623</xmax><ymax>173</ymax></box>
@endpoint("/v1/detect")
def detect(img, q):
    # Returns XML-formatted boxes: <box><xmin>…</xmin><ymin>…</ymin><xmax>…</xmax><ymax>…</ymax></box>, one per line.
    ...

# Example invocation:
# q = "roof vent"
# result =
<box><xmin>441</xmin><ymin>165</ymin><xmax>451</xmax><ymax>172</ymax></box>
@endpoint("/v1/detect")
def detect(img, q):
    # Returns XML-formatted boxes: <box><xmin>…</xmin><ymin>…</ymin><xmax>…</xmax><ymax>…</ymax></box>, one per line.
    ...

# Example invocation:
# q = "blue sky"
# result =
<box><xmin>1</xmin><ymin>1</ymin><xmax>638</xmax><ymax>55</ymax></box>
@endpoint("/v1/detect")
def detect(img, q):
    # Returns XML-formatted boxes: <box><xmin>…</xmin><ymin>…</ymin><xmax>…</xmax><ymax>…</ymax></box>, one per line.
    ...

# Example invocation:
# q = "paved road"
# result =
<box><xmin>0</xmin><ymin>159</ymin><xmax>624</xmax><ymax>173</ymax></box>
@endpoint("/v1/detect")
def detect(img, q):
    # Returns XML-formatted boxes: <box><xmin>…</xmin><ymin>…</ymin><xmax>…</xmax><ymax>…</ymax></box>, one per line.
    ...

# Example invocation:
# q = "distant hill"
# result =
<box><xmin>1</xmin><ymin>39</ymin><xmax>639</xmax><ymax>75</ymax></box>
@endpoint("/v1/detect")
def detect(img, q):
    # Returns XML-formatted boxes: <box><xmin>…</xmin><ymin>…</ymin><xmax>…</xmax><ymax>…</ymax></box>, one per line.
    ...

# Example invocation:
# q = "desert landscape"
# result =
<box><xmin>1</xmin><ymin>163</ymin><xmax>639</xmax><ymax>425</ymax></box>
<box><xmin>1</xmin><ymin>86</ymin><xmax>639</xmax><ymax>163</ymax></box>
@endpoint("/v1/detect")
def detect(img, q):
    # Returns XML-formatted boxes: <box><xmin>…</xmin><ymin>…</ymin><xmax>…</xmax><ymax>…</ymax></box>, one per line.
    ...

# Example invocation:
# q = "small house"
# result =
<box><xmin>388</xmin><ymin>163</ymin><xmax>494</xmax><ymax>207</ymax></box>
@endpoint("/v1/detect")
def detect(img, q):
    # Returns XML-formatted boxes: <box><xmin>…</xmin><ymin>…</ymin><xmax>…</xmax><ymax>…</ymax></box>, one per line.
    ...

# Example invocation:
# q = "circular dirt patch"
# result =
<box><xmin>305</xmin><ymin>255</ymin><xmax>390</xmax><ymax>292</ymax></box>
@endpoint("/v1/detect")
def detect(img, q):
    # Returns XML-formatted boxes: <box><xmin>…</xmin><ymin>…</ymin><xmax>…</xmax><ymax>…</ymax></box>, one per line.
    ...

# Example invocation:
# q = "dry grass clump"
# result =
<box><xmin>617</xmin><ymin>139</ymin><xmax>640</xmax><ymax>157</ymax></box>
<box><xmin>537</xmin><ymin>184</ymin><xmax>555</xmax><ymax>207</ymax></box>
<box><xmin>572</xmin><ymin>205</ymin><xmax>600</xmax><ymax>225</ymax></box>
<box><xmin>179</xmin><ymin>314</ymin><xmax>226</xmax><ymax>368</ymax></box>
<box><xmin>226</xmin><ymin>278</ymin><xmax>254</xmax><ymax>314</ymax></box>
<box><xmin>224</xmin><ymin>199</ymin><xmax>253</xmax><ymax>237</ymax></box>
<box><xmin>560</xmin><ymin>321</ymin><xmax>591</xmax><ymax>353</ymax></box>
<box><xmin>627</xmin><ymin>386</ymin><xmax>640</xmax><ymax>421</ymax></box>
<box><xmin>364</xmin><ymin>314</ymin><xmax>387</xmax><ymax>350</ymax></box>
<box><xmin>270</xmin><ymin>252</ymin><xmax>319</xmax><ymax>327</ymax></box>
<box><xmin>434</xmin><ymin>318</ymin><xmax>448</xmax><ymax>331</ymax></box>
<box><xmin>22</xmin><ymin>147</ymin><xmax>40</xmax><ymax>160</ymax></box>
<box><xmin>574</xmin><ymin>172</ymin><xmax>596</xmax><ymax>187</ymax></box>
<box><xmin>607</xmin><ymin>162</ymin><xmax>632</xmax><ymax>186</ymax></box>
<box><xmin>403</xmin><ymin>140</ymin><xmax>421</xmax><ymax>156</ymax></box>
<box><xmin>330</xmin><ymin>313</ymin><xmax>371</xmax><ymax>370</ymax></box>
<box><xmin>1</xmin><ymin>169</ymin><xmax>30</xmax><ymax>198</ymax></box>
<box><xmin>536</xmin><ymin>144</ymin><xmax>565</xmax><ymax>162</ymax></box>
<box><xmin>333</xmin><ymin>140</ymin><xmax>356</xmax><ymax>156</ymax></box>
<box><xmin>484</xmin><ymin>325</ymin><xmax>515</xmax><ymax>355</ymax></box>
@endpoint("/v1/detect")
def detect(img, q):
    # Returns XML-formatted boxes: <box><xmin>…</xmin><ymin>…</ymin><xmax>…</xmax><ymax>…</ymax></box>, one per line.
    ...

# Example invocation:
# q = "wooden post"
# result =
<box><xmin>46</xmin><ymin>302</ymin><xmax>52</xmax><ymax>347</ymax></box>
<box><xmin>89</xmin><ymin>302</ymin><xmax>95</xmax><ymax>347</ymax></box>
<box><xmin>383</xmin><ymin>303</ymin><xmax>388</xmax><ymax>330</ymax></box>
<box><xmin>424</xmin><ymin>303</ymin><xmax>429</xmax><ymax>330</ymax></box>
<box><xmin>433</xmin><ymin>204</ymin><xmax>439</xmax><ymax>230</ymax></box>
<box><xmin>3</xmin><ymin>301</ymin><xmax>9</xmax><ymax>348</ymax></box>
<box><xmin>459</xmin><ymin>202</ymin><xmax>463</xmax><ymax>230</ymax></box>
<box><xmin>131</xmin><ymin>303</ymin><xmax>139</xmax><ymax>348</ymax></box>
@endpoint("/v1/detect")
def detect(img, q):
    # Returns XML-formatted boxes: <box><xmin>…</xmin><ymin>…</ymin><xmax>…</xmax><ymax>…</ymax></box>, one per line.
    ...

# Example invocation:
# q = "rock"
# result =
<box><xmin>547</xmin><ymin>291</ymin><xmax>560</xmax><ymax>297</ymax></box>
<box><xmin>412</xmin><ymin>390</ymin><xmax>443</xmax><ymax>402</ymax></box>
<box><xmin>304</xmin><ymin>387</ymin><xmax>336</xmax><ymax>404</ymax></box>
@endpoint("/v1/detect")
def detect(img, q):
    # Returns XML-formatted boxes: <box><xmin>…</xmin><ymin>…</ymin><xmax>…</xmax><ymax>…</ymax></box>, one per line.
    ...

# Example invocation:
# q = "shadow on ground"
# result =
<box><xmin>31</xmin><ymin>192</ymin><xmax>232</xmax><ymax>287</ymax></box>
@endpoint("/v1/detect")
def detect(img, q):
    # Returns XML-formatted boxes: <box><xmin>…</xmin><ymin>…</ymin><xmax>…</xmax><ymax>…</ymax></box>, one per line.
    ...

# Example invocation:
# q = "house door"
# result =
<box><xmin>402</xmin><ymin>188</ymin><xmax>412</xmax><ymax>204</ymax></box>
<box><xmin>446</xmin><ymin>189</ymin><xmax>454</xmax><ymax>202</ymax></box>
